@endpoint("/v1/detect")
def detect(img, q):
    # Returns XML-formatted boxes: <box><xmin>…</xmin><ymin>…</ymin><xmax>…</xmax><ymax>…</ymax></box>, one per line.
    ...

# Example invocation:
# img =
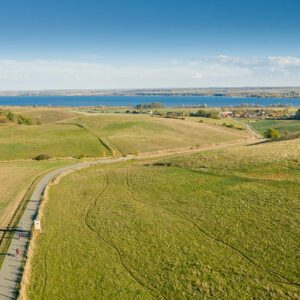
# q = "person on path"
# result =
<box><xmin>15</xmin><ymin>248</ymin><xmax>20</xmax><ymax>259</ymax></box>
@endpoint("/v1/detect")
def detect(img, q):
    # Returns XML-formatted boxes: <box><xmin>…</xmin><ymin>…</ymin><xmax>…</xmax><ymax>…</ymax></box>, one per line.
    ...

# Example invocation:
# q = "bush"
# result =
<box><xmin>0</xmin><ymin>115</ymin><xmax>9</xmax><ymax>123</ymax></box>
<box><xmin>5</xmin><ymin>111</ymin><xmax>15</xmax><ymax>122</ymax></box>
<box><xmin>33</xmin><ymin>154</ymin><xmax>52</xmax><ymax>161</ymax></box>
<box><xmin>264</xmin><ymin>128</ymin><xmax>280</xmax><ymax>139</ymax></box>
<box><xmin>223</xmin><ymin>123</ymin><xmax>234</xmax><ymax>128</ymax></box>
<box><xmin>17</xmin><ymin>115</ymin><xmax>33</xmax><ymax>125</ymax></box>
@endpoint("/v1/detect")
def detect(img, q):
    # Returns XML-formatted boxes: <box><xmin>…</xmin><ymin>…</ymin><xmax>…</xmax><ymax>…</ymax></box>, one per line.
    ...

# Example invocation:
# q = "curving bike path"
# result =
<box><xmin>0</xmin><ymin>157</ymin><xmax>131</xmax><ymax>300</ymax></box>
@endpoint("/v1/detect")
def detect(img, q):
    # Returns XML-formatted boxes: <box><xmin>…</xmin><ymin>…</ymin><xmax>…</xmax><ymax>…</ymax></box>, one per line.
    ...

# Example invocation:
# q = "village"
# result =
<box><xmin>124</xmin><ymin>105</ymin><xmax>299</xmax><ymax>121</ymax></box>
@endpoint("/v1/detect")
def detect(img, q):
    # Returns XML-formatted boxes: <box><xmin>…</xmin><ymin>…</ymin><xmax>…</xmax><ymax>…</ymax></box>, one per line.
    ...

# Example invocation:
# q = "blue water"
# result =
<box><xmin>0</xmin><ymin>96</ymin><xmax>299</xmax><ymax>107</ymax></box>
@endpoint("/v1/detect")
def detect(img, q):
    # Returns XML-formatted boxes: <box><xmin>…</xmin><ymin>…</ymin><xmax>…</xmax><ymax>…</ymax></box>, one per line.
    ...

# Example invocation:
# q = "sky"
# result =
<box><xmin>0</xmin><ymin>0</ymin><xmax>300</xmax><ymax>90</ymax></box>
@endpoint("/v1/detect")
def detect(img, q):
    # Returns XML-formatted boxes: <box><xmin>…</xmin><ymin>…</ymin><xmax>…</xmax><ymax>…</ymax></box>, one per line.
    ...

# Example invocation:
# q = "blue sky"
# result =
<box><xmin>0</xmin><ymin>0</ymin><xmax>300</xmax><ymax>89</ymax></box>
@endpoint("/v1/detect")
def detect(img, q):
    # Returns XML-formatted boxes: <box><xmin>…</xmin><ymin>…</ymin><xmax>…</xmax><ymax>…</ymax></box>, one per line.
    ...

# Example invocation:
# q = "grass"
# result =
<box><xmin>0</xmin><ymin>112</ymin><xmax>250</xmax><ymax>160</ymax></box>
<box><xmin>247</xmin><ymin>119</ymin><xmax>300</xmax><ymax>135</ymax></box>
<box><xmin>19</xmin><ymin>108</ymin><xmax>77</xmax><ymax>124</ymax></box>
<box><xmin>27</xmin><ymin>138</ymin><xmax>300</xmax><ymax>299</ymax></box>
<box><xmin>68</xmin><ymin>114</ymin><xmax>249</xmax><ymax>155</ymax></box>
<box><xmin>0</xmin><ymin>123</ymin><xmax>107</xmax><ymax>160</ymax></box>
<box><xmin>186</xmin><ymin>116</ymin><xmax>246</xmax><ymax>129</ymax></box>
<box><xmin>0</xmin><ymin>160</ymin><xmax>72</xmax><ymax>265</ymax></box>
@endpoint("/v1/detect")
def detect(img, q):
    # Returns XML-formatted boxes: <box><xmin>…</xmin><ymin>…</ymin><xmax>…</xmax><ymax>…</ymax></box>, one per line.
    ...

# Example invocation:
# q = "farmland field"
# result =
<box><xmin>248</xmin><ymin>119</ymin><xmax>300</xmax><ymax>135</ymax></box>
<box><xmin>0</xmin><ymin>112</ymin><xmax>250</xmax><ymax>160</ymax></box>
<box><xmin>26</xmin><ymin>138</ymin><xmax>300</xmax><ymax>299</ymax></box>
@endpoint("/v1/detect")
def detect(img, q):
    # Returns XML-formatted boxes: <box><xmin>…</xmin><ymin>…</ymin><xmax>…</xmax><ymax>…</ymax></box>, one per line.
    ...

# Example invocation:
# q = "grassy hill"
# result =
<box><xmin>0</xmin><ymin>112</ymin><xmax>250</xmax><ymax>160</ymax></box>
<box><xmin>26</xmin><ymin>138</ymin><xmax>300</xmax><ymax>299</ymax></box>
<box><xmin>66</xmin><ymin>114</ymin><xmax>250</xmax><ymax>155</ymax></box>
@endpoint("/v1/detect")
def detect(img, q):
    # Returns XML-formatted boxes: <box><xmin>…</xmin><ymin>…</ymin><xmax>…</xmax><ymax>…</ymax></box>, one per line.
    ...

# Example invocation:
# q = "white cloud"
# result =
<box><xmin>0</xmin><ymin>55</ymin><xmax>300</xmax><ymax>90</ymax></box>
<box><xmin>217</xmin><ymin>54</ymin><xmax>242</xmax><ymax>64</ymax></box>
<box><xmin>268</xmin><ymin>56</ymin><xmax>300</xmax><ymax>67</ymax></box>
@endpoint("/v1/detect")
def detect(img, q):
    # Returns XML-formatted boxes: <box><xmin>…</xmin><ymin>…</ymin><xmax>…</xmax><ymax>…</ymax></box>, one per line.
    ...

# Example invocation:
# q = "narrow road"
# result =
<box><xmin>0</xmin><ymin>157</ymin><xmax>131</xmax><ymax>300</ymax></box>
<box><xmin>0</xmin><ymin>137</ymin><xmax>260</xmax><ymax>299</ymax></box>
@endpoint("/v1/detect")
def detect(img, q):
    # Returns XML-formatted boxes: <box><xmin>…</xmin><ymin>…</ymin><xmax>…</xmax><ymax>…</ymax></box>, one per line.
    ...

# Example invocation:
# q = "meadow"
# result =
<box><xmin>26</xmin><ymin>138</ymin><xmax>300</xmax><ymax>299</ymax></box>
<box><xmin>0</xmin><ymin>108</ymin><xmax>250</xmax><ymax>160</ymax></box>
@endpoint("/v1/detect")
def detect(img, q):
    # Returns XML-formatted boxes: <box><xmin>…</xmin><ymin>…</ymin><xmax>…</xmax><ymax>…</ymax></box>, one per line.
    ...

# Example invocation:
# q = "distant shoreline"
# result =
<box><xmin>1</xmin><ymin>87</ymin><xmax>300</xmax><ymax>98</ymax></box>
<box><xmin>0</xmin><ymin>95</ymin><xmax>300</xmax><ymax>108</ymax></box>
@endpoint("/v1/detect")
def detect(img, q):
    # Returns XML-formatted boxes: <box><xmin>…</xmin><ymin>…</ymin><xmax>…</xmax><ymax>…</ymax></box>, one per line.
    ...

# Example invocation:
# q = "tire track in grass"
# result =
<box><xmin>126</xmin><ymin>169</ymin><xmax>300</xmax><ymax>289</ymax></box>
<box><xmin>82</xmin><ymin>171</ymin><xmax>164</xmax><ymax>299</ymax></box>
<box><xmin>41</xmin><ymin>237</ymin><xmax>53</xmax><ymax>299</ymax></box>
<box><xmin>67</xmin><ymin>241</ymin><xmax>78</xmax><ymax>300</ymax></box>
<box><xmin>62</xmin><ymin>122</ymin><xmax>122</xmax><ymax>156</ymax></box>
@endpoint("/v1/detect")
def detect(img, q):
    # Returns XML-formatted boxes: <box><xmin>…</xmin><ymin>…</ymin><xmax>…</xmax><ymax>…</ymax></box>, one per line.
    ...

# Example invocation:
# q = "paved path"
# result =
<box><xmin>0</xmin><ymin>157</ymin><xmax>131</xmax><ymax>300</ymax></box>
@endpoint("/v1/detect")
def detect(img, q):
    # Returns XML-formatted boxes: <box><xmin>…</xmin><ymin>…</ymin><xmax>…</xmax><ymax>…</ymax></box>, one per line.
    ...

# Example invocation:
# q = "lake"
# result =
<box><xmin>0</xmin><ymin>96</ymin><xmax>300</xmax><ymax>107</ymax></box>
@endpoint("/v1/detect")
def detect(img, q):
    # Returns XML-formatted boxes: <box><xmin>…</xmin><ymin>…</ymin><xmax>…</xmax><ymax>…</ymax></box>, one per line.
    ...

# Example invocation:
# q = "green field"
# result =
<box><xmin>0</xmin><ymin>123</ymin><xmax>105</xmax><ymax>160</ymax></box>
<box><xmin>0</xmin><ymin>111</ymin><xmax>250</xmax><ymax>160</ymax></box>
<box><xmin>248</xmin><ymin>119</ymin><xmax>300</xmax><ymax>135</ymax></box>
<box><xmin>26</xmin><ymin>138</ymin><xmax>300</xmax><ymax>299</ymax></box>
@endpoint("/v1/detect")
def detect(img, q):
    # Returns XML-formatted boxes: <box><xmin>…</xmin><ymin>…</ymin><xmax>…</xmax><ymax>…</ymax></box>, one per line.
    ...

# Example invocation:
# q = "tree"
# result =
<box><xmin>295</xmin><ymin>109</ymin><xmax>300</xmax><ymax>119</ymax></box>
<box><xmin>264</xmin><ymin>128</ymin><xmax>280</xmax><ymax>139</ymax></box>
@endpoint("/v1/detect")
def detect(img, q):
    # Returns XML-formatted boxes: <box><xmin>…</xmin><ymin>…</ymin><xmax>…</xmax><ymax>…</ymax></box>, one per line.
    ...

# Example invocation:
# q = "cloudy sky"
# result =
<box><xmin>0</xmin><ymin>0</ymin><xmax>300</xmax><ymax>90</ymax></box>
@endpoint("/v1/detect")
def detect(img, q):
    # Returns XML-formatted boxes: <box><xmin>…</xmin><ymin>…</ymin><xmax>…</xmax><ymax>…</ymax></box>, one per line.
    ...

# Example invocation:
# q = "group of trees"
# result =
<box><xmin>190</xmin><ymin>109</ymin><xmax>220</xmax><ymax>119</ymax></box>
<box><xmin>135</xmin><ymin>102</ymin><xmax>164</xmax><ymax>109</ymax></box>
<box><xmin>0</xmin><ymin>110</ymin><xmax>32</xmax><ymax>125</ymax></box>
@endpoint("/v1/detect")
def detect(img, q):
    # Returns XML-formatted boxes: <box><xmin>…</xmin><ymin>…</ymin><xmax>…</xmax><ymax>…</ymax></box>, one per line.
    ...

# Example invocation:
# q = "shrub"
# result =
<box><xmin>0</xmin><ymin>115</ymin><xmax>9</xmax><ymax>123</ymax></box>
<box><xmin>33</xmin><ymin>154</ymin><xmax>52</xmax><ymax>161</ymax></box>
<box><xmin>17</xmin><ymin>115</ymin><xmax>33</xmax><ymax>125</ymax></box>
<box><xmin>264</xmin><ymin>128</ymin><xmax>280</xmax><ymax>139</ymax></box>
<box><xmin>5</xmin><ymin>111</ymin><xmax>15</xmax><ymax>122</ymax></box>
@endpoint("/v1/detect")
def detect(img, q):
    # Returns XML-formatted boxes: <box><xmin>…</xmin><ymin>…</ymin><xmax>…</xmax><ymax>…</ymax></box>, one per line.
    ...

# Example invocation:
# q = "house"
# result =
<box><xmin>220</xmin><ymin>111</ymin><xmax>233</xmax><ymax>118</ymax></box>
